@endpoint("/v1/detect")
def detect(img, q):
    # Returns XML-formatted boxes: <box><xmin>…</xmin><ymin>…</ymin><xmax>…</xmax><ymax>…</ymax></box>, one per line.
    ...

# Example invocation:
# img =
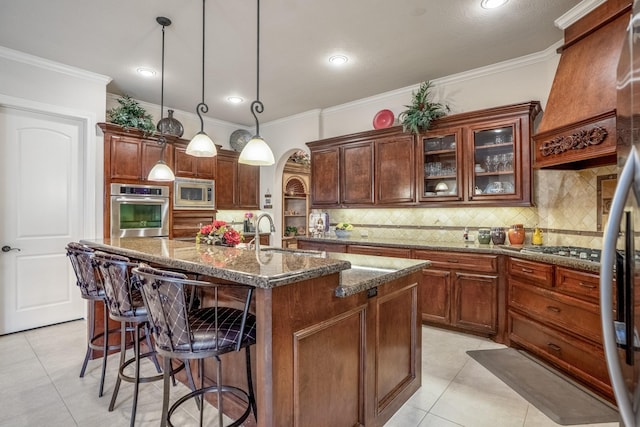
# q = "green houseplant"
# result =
<box><xmin>107</xmin><ymin>95</ymin><xmax>156</xmax><ymax>136</ymax></box>
<box><xmin>399</xmin><ymin>81</ymin><xmax>450</xmax><ymax>135</ymax></box>
<box><xmin>285</xmin><ymin>226</ymin><xmax>298</xmax><ymax>237</ymax></box>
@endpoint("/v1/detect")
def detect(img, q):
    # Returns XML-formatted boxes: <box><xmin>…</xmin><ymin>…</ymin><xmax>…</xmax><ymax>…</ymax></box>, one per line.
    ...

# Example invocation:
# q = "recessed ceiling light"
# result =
<box><xmin>481</xmin><ymin>0</ymin><xmax>508</xmax><ymax>9</ymax></box>
<box><xmin>329</xmin><ymin>55</ymin><xmax>348</xmax><ymax>65</ymax></box>
<box><xmin>136</xmin><ymin>67</ymin><xmax>156</xmax><ymax>77</ymax></box>
<box><xmin>227</xmin><ymin>96</ymin><xmax>244</xmax><ymax>104</ymax></box>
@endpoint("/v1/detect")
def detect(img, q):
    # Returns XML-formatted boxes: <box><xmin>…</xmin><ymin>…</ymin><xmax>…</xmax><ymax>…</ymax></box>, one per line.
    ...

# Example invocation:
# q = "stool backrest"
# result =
<box><xmin>65</xmin><ymin>242</ymin><xmax>101</xmax><ymax>298</ymax></box>
<box><xmin>133</xmin><ymin>264</ymin><xmax>255</xmax><ymax>356</ymax></box>
<box><xmin>92</xmin><ymin>251</ymin><xmax>140</xmax><ymax>318</ymax></box>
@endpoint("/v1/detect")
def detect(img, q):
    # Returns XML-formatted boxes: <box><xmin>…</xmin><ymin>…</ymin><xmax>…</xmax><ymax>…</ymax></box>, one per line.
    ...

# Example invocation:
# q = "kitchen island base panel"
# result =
<box><xmin>257</xmin><ymin>271</ymin><xmax>422</xmax><ymax>427</ymax></box>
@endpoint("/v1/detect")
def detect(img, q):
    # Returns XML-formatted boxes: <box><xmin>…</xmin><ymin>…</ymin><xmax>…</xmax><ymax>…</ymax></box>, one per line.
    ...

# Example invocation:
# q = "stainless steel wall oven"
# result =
<box><xmin>110</xmin><ymin>183</ymin><xmax>169</xmax><ymax>238</ymax></box>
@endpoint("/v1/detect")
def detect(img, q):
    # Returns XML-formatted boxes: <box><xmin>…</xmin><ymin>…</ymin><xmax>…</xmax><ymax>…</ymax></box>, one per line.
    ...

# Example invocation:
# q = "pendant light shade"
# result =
<box><xmin>148</xmin><ymin>160</ymin><xmax>176</xmax><ymax>181</ymax></box>
<box><xmin>148</xmin><ymin>16</ymin><xmax>176</xmax><ymax>182</ymax></box>
<box><xmin>186</xmin><ymin>0</ymin><xmax>217</xmax><ymax>158</ymax></box>
<box><xmin>238</xmin><ymin>135</ymin><xmax>275</xmax><ymax>165</ymax></box>
<box><xmin>239</xmin><ymin>0</ymin><xmax>274</xmax><ymax>166</ymax></box>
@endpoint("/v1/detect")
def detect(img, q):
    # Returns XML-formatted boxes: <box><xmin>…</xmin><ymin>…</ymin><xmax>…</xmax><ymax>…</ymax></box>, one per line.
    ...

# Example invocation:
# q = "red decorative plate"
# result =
<box><xmin>373</xmin><ymin>109</ymin><xmax>394</xmax><ymax>129</ymax></box>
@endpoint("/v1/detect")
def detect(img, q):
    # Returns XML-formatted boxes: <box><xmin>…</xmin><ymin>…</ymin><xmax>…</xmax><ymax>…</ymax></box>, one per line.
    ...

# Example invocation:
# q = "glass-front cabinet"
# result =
<box><xmin>420</xmin><ymin>128</ymin><xmax>463</xmax><ymax>201</ymax></box>
<box><xmin>419</xmin><ymin>101</ymin><xmax>539</xmax><ymax>206</ymax></box>
<box><xmin>470</xmin><ymin>123</ymin><xmax>517</xmax><ymax>201</ymax></box>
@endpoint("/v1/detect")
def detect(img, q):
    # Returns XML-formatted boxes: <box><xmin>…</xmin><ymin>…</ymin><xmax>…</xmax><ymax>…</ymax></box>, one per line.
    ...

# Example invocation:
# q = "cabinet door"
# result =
<box><xmin>310</xmin><ymin>147</ymin><xmax>340</xmax><ymax>207</ymax></box>
<box><xmin>341</xmin><ymin>141</ymin><xmax>374</xmax><ymax>205</ymax></box>
<box><xmin>237</xmin><ymin>162</ymin><xmax>259</xmax><ymax>209</ymax></box>
<box><xmin>347</xmin><ymin>245</ymin><xmax>411</xmax><ymax>258</ymax></box>
<box><xmin>196</xmin><ymin>157</ymin><xmax>216</xmax><ymax>180</ymax></box>
<box><xmin>468</xmin><ymin>118</ymin><xmax>528</xmax><ymax>203</ymax></box>
<box><xmin>297</xmin><ymin>240</ymin><xmax>347</xmax><ymax>253</ymax></box>
<box><xmin>420</xmin><ymin>268</ymin><xmax>451</xmax><ymax>325</ymax></box>
<box><xmin>142</xmin><ymin>141</ymin><xmax>168</xmax><ymax>182</ymax></box>
<box><xmin>453</xmin><ymin>272</ymin><xmax>498</xmax><ymax>334</ymax></box>
<box><xmin>419</xmin><ymin>128</ymin><xmax>463</xmax><ymax>202</ymax></box>
<box><xmin>174</xmin><ymin>146</ymin><xmax>198</xmax><ymax>177</ymax></box>
<box><xmin>376</xmin><ymin>135</ymin><xmax>415</xmax><ymax>204</ymax></box>
<box><xmin>216</xmin><ymin>154</ymin><xmax>237</xmax><ymax>209</ymax></box>
<box><xmin>110</xmin><ymin>135</ymin><xmax>142</xmax><ymax>180</ymax></box>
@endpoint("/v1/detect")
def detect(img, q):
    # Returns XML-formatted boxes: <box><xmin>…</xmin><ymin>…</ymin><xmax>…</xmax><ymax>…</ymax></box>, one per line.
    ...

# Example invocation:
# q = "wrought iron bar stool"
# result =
<box><xmin>133</xmin><ymin>264</ymin><xmax>257</xmax><ymax>427</ymax></box>
<box><xmin>65</xmin><ymin>242</ymin><xmax>121</xmax><ymax>397</ymax></box>
<box><xmin>93</xmin><ymin>251</ymin><xmax>190</xmax><ymax>427</ymax></box>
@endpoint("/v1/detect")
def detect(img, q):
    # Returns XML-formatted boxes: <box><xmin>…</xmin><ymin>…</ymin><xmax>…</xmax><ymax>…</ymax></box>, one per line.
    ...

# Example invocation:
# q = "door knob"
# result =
<box><xmin>1</xmin><ymin>245</ymin><xmax>20</xmax><ymax>252</ymax></box>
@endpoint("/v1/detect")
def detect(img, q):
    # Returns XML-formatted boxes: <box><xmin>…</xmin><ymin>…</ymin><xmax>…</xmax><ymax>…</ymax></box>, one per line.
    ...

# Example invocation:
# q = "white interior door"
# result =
<box><xmin>0</xmin><ymin>106</ymin><xmax>85</xmax><ymax>334</ymax></box>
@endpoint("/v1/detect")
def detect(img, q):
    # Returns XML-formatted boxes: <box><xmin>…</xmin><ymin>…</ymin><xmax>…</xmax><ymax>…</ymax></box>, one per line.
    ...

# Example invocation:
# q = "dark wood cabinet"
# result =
<box><xmin>307</xmin><ymin>127</ymin><xmax>416</xmax><ymax>208</ymax></box>
<box><xmin>171</xmin><ymin>210</ymin><xmax>215</xmax><ymax>239</ymax></box>
<box><xmin>173</xmin><ymin>146</ymin><xmax>215</xmax><ymax>179</ymax></box>
<box><xmin>507</xmin><ymin>258</ymin><xmax>612</xmax><ymax>400</ymax></box>
<box><xmin>107</xmin><ymin>133</ymin><xmax>172</xmax><ymax>182</ymax></box>
<box><xmin>215</xmin><ymin>149</ymin><xmax>259</xmax><ymax>210</ymax></box>
<box><xmin>418</xmin><ymin>101</ymin><xmax>540</xmax><ymax>206</ymax></box>
<box><xmin>347</xmin><ymin>245</ymin><xmax>411</xmax><ymax>258</ymax></box>
<box><xmin>413</xmin><ymin>250</ymin><xmax>499</xmax><ymax>335</ymax></box>
<box><xmin>297</xmin><ymin>239</ymin><xmax>347</xmax><ymax>253</ymax></box>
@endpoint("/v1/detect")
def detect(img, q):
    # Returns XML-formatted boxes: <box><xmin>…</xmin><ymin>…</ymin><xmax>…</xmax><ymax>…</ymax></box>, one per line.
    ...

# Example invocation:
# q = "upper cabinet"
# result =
<box><xmin>173</xmin><ymin>145</ymin><xmax>216</xmax><ymax>180</ymax></box>
<box><xmin>308</xmin><ymin>127</ymin><xmax>416</xmax><ymax>208</ymax></box>
<box><xmin>307</xmin><ymin>101</ymin><xmax>540</xmax><ymax>208</ymax></box>
<box><xmin>215</xmin><ymin>148</ymin><xmax>260</xmax><ymax>210</ymax></box>
<box><xmin>419</xmin><ymin>101</ymin><xmax>541</xmax><ymax>206</ymax></box>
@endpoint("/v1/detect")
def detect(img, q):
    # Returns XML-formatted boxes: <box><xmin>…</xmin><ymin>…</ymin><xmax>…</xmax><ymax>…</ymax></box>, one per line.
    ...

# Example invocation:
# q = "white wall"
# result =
<box><xmin>0</xmin><ymin>46</ymin><xmax>110</xmax><ymax>239</ymax></box>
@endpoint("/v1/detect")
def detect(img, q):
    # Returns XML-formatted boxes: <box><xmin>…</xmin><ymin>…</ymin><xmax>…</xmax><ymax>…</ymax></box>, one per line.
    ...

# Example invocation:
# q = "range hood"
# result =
<box><xmin>533</xmin><ymin>0</ymin><xmax>631</xmax><ymax>169</ymax></box>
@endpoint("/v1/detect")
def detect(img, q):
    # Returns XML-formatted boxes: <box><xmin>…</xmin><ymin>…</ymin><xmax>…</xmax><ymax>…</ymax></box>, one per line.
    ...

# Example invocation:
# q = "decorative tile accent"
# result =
<box><xmin>326</xmin><ymin>165</ymin><xmax>616</xmax><ymax>248</ymax></box>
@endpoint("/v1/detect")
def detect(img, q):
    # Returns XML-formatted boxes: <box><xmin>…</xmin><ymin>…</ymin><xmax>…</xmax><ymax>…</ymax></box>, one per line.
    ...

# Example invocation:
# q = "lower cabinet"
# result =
<box><xmin>297</xmin><ymin>239</ymin><xmax>347</xmax><ymax>253</ymax></box>
<box><xmin>347</xmin><ymin>245</ymin><xmax>412</xmax><ymax>258</ymax></box>
<box><xmin>171</xmin><ymin>210</ymin><xmax>215</xmax><ymax>239</ymax></box>
<box><xmin>507</xmin><ymin>258</ymin><xmax>612</xmax><ymax>400</ymax></box>
<box><xmin>413</xmin><ymin>250</ymin><xmax>499</xmax><ymax>336</ymax></box>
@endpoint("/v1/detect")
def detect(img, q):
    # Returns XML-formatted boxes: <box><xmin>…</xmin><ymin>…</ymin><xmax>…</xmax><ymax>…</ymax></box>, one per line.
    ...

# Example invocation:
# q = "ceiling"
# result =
<box><xmin>0</xmin><ymin>0</ymin><xmax>582</xmax><ymax>126</ymax></box>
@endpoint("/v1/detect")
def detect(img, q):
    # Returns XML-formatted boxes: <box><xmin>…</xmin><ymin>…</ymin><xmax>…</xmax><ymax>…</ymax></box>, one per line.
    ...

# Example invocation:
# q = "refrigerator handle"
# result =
<box><xmin>600</xmin><ymin>146</ymin><xmax>639</xmax><ymax>426</ymax></box>
<box><xmin>624</xmin><ymin>210</ymin><xmax>634</xmax><ymax>365</ymax></box>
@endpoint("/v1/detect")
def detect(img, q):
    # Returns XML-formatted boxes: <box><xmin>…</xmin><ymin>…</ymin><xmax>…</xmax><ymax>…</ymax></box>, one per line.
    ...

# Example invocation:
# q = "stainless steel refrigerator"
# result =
<box><xmin>601</xmin><ymin>3</ymin><xmax>640</xmax><ymax>425</ymax></box>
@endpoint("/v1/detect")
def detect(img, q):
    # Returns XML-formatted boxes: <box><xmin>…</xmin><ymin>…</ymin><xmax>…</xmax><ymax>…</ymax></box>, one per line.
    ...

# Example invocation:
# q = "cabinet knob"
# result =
<box><xmin>547</xmin><ymin>343</ymin><xmax>561</xmax><ymax>352</ymax></box>
<box><xmin>546</xmin><ymin>305</ymin><xmax>561</xmax><ymax>313</ymax></box>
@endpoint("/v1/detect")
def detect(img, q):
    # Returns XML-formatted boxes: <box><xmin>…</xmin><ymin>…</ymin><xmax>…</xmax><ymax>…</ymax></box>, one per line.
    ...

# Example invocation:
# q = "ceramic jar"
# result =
<box><xmin>508</xmin><ymin>224</ymin><xmax>525</xmax><ymax>245</ymax></box>
<box><xmin>477</xmin><ymin>228</ymin><xmax>491</xmax><ymax>244</ymax></box>
<box><xmin>490</xmin><ymin>227</ymin><xmax>506</xmax><ymax>245</ymax></box>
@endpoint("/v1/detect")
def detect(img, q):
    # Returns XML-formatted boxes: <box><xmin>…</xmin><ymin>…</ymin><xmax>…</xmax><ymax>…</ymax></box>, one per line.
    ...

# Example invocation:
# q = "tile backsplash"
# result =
<box><xmin>326</xmin><ymin>165</ymin><xmax>617</xmax><ymax>248</ymax></box>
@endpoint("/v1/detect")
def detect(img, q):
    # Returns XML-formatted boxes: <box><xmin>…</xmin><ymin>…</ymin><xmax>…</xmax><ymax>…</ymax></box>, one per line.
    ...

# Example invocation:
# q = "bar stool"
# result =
<box><xmin>92</xmin><ymin>251</ymin><xmax>168</xmax><ymax>427</ymax></box>
<box><xmin>133</xmin><ymin>264</ymin><xmax>257</xmax><ymax>427</ymax></box>
<box><xmin>65</xmin><ymin>242</ymin><xmax>121</xmax><ymax>397</ymax></box>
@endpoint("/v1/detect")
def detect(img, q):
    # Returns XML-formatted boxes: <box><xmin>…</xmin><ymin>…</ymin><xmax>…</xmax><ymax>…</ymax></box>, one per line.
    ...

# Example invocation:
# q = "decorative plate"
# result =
<box><xmin>229</xmin><ymin>129</ymin><xmax>252</xmax><ymax>152</ymax></box>
<box><xmin>373</xmin><ymin>109</ymin><xmax>395</xmax><ymax>129</ymax></box>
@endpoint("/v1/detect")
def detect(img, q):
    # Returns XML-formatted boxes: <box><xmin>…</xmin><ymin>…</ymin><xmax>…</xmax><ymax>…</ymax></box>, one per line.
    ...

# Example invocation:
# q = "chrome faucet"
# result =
<box><xmin>254</xmin><ymin>213</ymin><xmax>276</xmax><ymax>253</ymax></box>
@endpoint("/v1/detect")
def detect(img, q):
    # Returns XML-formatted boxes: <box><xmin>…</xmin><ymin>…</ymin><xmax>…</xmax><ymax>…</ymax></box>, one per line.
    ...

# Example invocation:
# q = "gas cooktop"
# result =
<box><xmin>520</xmin><ymin>246</ymin><xmax>601</xmax><ymax>263</ymax></box>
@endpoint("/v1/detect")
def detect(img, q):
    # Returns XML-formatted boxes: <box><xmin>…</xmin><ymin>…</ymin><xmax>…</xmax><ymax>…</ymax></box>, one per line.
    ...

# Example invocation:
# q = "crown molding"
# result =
<box><xmin>0</xmin><ymin>45</ymin><xmax>112</xmax><ymax>85</ymax></box>
<box><xmin>554</xmin><ymin>0</ymin><xmax>606</xmax><ymax>30</ymax></box>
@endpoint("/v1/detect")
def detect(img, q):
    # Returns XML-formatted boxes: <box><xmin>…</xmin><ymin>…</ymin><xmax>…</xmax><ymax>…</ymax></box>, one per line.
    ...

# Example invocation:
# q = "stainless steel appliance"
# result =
<box><xmin>601</xmin><ymin>4</ymin><xmax>640</xmax><ymax>425</ymax></box>
<box><xmin>110</xmin><ymin>183</ymin><xmax>169</xmax><ymax>237</ymax></box>
<box><xmin>173</xmin><ymin>177</ymin><xmax>215</xmax><ymax>210</ymax></box>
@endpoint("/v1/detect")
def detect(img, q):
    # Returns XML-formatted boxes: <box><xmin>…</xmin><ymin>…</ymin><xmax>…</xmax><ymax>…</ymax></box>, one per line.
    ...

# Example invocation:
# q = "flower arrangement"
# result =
<box><xmin>196</xmin><ymin>220</ymin><xmax>243</xmax><ymax>246</ymax></box>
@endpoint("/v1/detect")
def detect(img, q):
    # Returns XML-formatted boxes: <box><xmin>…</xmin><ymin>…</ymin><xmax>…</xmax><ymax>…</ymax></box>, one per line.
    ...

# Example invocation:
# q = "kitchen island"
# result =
<box><xmin>81</xmin><ymin>237</ymin><xmax>428</xmax><ymax>427</ymax></box>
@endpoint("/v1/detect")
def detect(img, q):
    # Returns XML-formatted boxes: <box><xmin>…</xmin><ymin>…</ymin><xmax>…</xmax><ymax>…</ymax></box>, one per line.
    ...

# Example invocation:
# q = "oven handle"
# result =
<box><xmin>114</xmin><ymin>197</ymin><xmax>168</xmax><ymax>204</ymax></box>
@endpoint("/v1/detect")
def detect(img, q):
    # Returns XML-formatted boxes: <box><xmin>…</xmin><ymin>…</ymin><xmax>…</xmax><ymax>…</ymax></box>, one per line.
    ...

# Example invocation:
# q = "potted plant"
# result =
<box><xmin>285</xmin><ymin>226</ymin><xmax>298</xmax><ymax>237</ymax></box>
<box><xmin>107</xmin><ymin>95</ymin><xmax>156</xmax><ymax>136</ymax></box>
<box><xmin>399</xmin><ymin>81</ymin><xmax>450</xmax><ymax>135</ymax></box>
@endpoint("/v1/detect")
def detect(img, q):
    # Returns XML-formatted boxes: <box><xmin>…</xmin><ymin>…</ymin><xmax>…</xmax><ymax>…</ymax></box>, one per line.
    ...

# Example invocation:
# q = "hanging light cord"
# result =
<box><xmin>196</xmin><ymin>0</ymin><xmax>209</xmax><ymax>133</ymax></box>
<box><xmin>156</xmin><ymin>16</ymin><xmax>172</xmax><ymax>147</ymax></box>
<box><xmin>250</xmin><ymin>0</ymin><xmax>264</xmax><ymax>137</ymax></box>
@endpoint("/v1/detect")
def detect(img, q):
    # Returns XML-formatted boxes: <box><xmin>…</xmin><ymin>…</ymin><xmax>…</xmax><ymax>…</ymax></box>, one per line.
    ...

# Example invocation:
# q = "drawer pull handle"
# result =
<box><xmin>547</xmin><ymin>343</ymin><xmax>561</xmax><ymax>352</ymax></box>
<box><xmin>546</xmin><ymin>305</ymin><xmax>561</xmax><ymax>313</ymax></box>
<box><xmin>578</xmin><ymin>282</ymin><xmax>597</xmax><ymax>289</ymax></box>
<box><xmin>447</xmin><ymin>259</ymin><xmax>459</xmax><ymax>263</ymax></box>
<box><xmin>521</xmin><ymin>268</ymin><xmax>534</xmax><ymax>273</ymax></box>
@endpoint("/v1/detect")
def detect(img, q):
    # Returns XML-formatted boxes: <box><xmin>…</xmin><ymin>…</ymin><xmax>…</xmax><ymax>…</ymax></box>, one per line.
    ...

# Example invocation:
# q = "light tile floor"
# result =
<box><xmin>0</xmin><ymin>321</ymin><xmax>621</xmax><ymax>427</ymax></box>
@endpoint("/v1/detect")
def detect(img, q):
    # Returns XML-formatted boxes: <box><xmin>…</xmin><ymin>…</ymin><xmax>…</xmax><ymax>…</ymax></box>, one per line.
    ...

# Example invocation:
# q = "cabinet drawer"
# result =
<box><xmin>509</xmin><ymin>312</ymin><xmax>611</xmax><ymax>395</ymax></box>
<box><xmin>348</xmin><ymin>245</ymin><xmax>411</xmax><ymax>258</ymax></box>
<box><xmin>509</xmin><ymin>281</ymin><xmax>601</xmax><ymax>343</ymax></box>
<box><xmin>297</xmin><ymin>240</ymin><xmax>347</xmax><ymax>253</ymax></box>
<box><xmin>508</xmin><ymin>257</ymin><xmax>554</xmax><ymax>287</ymax></box>
<box><xmin>555</xmin><ymin>267</ymin><xmax>600</xmax><ymax>303</ymax></box>
<box><xmin>413</xmin><ymin>250</ymin><xmax>497</xmax><ymax>273</ymax></box>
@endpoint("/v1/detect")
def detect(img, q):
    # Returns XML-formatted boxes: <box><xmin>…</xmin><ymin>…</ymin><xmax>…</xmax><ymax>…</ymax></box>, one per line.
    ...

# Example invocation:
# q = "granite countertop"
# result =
<box><xmin>296</xmin><ymin>236</ymin><xmax>602</xmax><ymax>273</ymax></box>
<box><xmin>80</xmin><ymin>238</ymin><xmax>428</xmax><ymax>297</ymax></box>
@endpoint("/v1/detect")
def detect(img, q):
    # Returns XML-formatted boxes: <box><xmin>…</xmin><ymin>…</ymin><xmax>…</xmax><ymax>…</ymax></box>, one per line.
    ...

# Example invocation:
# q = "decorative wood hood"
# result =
<box><xmin>533</xmin><ymin>0</ymin><xmax>632</xmax><ymax>169</ymax></box>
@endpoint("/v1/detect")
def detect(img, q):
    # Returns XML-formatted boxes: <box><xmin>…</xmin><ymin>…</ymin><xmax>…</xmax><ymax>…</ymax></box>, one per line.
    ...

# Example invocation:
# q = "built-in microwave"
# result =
<box><xmin>173</xmin><ymin>177</ymin><xmax>215</xmax><ymax>210</ymax></box>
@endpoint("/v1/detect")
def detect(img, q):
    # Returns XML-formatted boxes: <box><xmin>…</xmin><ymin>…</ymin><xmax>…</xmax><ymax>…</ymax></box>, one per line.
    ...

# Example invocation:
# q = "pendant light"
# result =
<box><xmin>148</xmin><ymin>16</ymin><xmax>176</xmax><ymax>182</ymax></box>
<box><xmin>239</xmin><ymin>0</ymin><xmax>275</xmax><ymax>166</ymax></box>
<box><xmin>186</xmin><ymin>0</ymin><xmax>217</xmax><ymax>157</ymax></box>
